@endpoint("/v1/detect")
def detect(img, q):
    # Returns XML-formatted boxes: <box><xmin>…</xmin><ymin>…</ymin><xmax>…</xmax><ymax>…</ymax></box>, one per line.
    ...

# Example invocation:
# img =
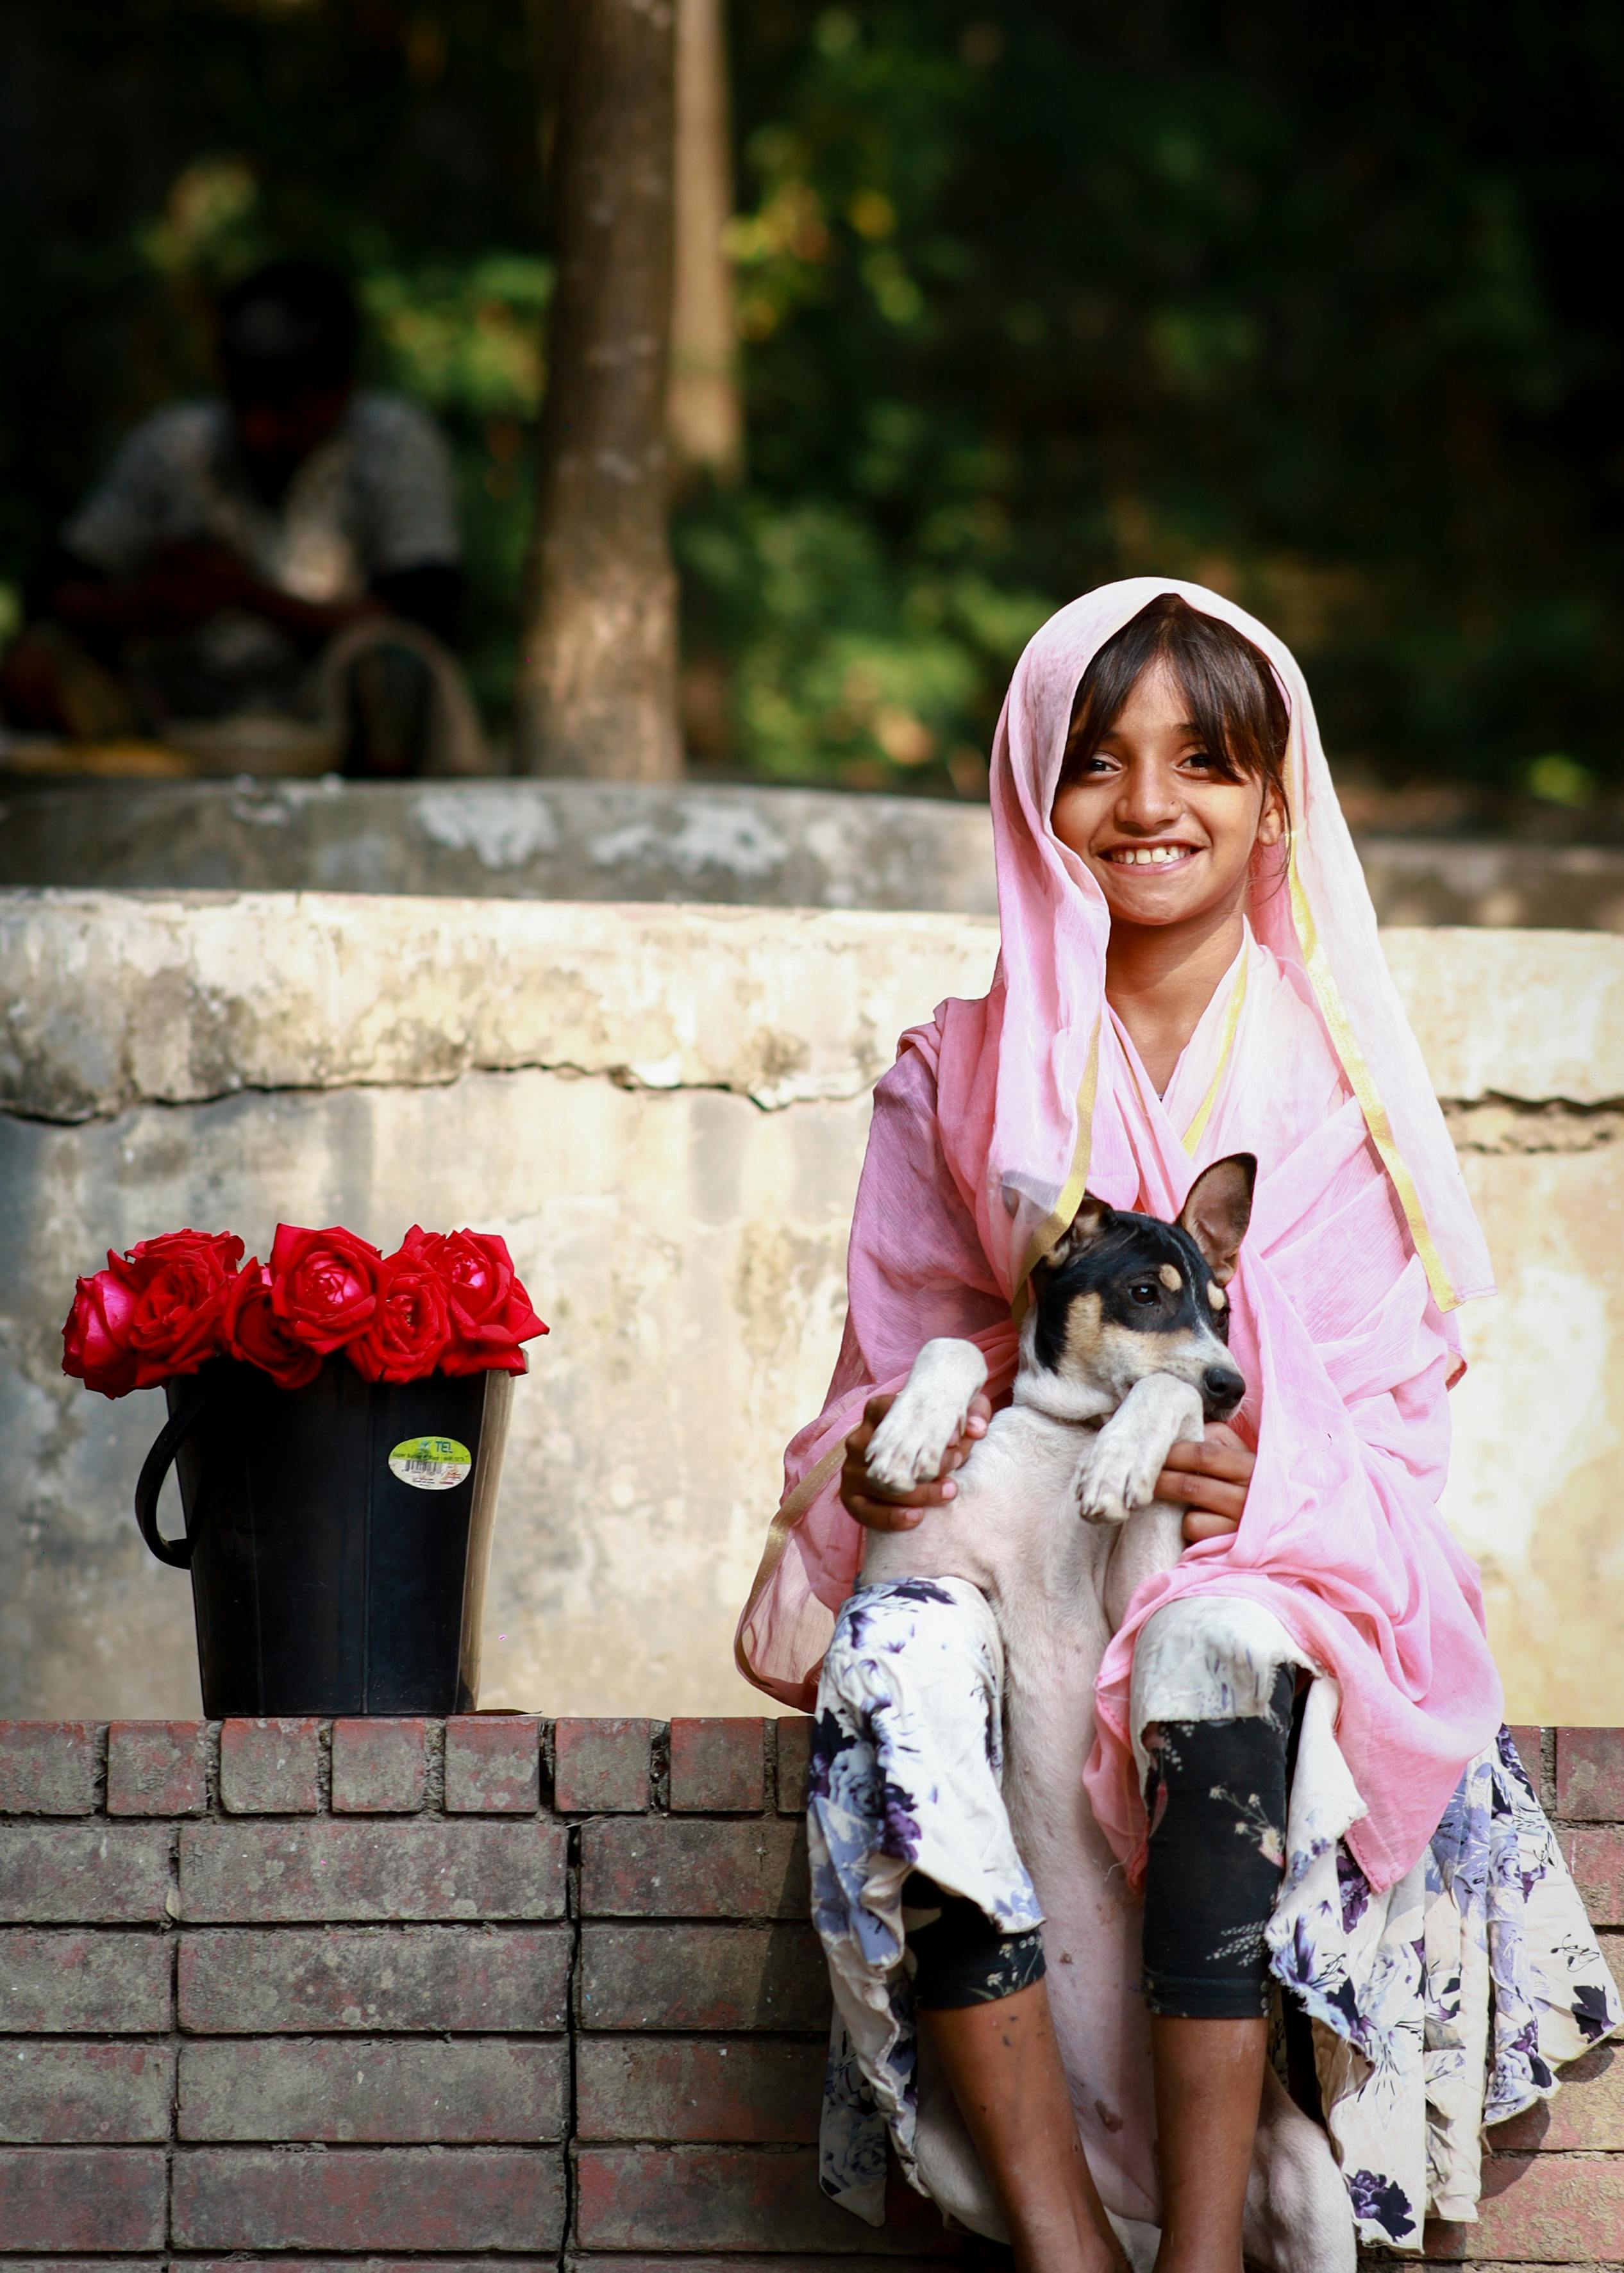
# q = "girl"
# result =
<box><xmin>735</xmin><ymin>583</ymin><xmax>1620</xmax><ymax>2271</ymax></box>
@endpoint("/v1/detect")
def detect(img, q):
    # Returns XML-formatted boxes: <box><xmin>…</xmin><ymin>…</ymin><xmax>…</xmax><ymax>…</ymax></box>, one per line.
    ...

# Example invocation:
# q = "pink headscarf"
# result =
<box><xmin>737</xmin><ymin>578</ymin><xmax>1503</xmax><ymax>1891</ymax></box>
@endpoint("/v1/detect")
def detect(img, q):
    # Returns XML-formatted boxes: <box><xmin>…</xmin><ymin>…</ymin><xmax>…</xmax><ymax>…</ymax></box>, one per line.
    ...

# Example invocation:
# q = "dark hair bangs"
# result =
<box><xmin>1062</xmin><ymin>593</ymin><xmax>1289</xmax><ymax>806</ymax></box>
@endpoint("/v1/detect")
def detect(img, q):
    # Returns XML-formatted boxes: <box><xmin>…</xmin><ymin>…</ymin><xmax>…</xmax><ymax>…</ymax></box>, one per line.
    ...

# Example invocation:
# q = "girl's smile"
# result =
<box><xmin>1050</xmin><ymin>657</ymin><xmax>1282</xmax><ymax>936</ymax></box>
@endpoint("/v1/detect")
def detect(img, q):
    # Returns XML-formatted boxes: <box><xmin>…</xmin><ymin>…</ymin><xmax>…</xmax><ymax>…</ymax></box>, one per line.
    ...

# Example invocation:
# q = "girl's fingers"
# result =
<box><xmin>1152</xmin><ymin>1468</ymin><xmax>1248</xmax><ymax>1520</ymax></box>
<box><xmin>1159</xmin><ymin>1438</ymin><xmax>1254</xmax><ymax>1483</ymax></box>
<box><xmin>847</xmin><ymin>1495</ymin><xmax>925</xmax><ymax>1531</ymax></box>
<box><xmin>1182</xmin><ymin>1508</ymin><xmax>1242</xmax><ymax>1543</ymax></box>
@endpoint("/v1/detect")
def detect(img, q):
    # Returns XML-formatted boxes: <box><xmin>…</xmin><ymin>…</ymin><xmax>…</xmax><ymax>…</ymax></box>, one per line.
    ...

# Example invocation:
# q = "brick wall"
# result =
<box><xmin>0</xmin><ymin>1716</ymin><xmax>1618</xmax><ymax>2267</ymax></box>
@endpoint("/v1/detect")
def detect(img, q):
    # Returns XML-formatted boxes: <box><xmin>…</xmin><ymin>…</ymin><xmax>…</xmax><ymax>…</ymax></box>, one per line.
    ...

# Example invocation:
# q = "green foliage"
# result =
<box><xmin>0</xmin><ymin>0</ymin><xmax>1618</xmax><ymax>787</ymax></box>
<box><xmin>683</xmin><ymin>0</ymin><xmax>1623</xmax><ymax>790</ymax></box>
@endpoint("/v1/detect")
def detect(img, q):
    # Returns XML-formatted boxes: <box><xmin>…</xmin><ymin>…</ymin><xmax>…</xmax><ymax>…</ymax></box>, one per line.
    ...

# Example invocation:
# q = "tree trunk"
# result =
<box><xmin>518</xmin><ymin>0</ymin><xmax>682</xmax><ymax>780</ymax></box>
<box><xmin>667</xmin><ymin>0</ymin><xmax>742</xmax><ymax>486</ymax></box>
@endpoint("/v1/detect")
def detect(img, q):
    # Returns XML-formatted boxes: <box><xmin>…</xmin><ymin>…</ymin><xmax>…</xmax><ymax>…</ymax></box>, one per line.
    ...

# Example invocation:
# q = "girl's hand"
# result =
<box><xmin>840</xmin><ymin>1389</ymin><xmax>993</xmax><ymax>1531</ymax></box>
<box><xmin>1155</xmin><ymin>1421</ymin><xmax>1254</xmax><ymax>1545</ymax></box>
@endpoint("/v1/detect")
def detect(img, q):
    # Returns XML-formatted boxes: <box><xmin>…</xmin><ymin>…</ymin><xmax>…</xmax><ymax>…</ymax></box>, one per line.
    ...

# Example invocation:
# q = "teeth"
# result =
<box><xmin>1110</xmin><ymin>846</ymin><xmax>1188</xmax><ymax>865</ymax></box>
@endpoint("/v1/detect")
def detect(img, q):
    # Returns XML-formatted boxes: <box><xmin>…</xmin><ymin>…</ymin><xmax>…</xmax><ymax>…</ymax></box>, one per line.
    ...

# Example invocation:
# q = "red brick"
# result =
<box><xmin>0</xmin><ymin>1825</ymin><xmax>172</xmax><ymax>1923</ymax></box>
<box><xmin>444</xmin><ymin>1715</ymin><xmax>541</xmax><ymax>1812</ymax></box>
<box><xmin>0</xmin><ymin>2041</ymin><xmax>174</xmax><ymax>2142</ymax></box>
<box><xmin>776</xmin><ymin>1716</ymin><xmax>815</xmax><ymax>1813</ymax></box>
<box><xmin>171</xmin><ymin>2145</ymin><xmax>565</xmax><ymax>2248</ymax></box>
<box><xmin>1556</xmin><ymin>1726</ymin><xmax>1624</xmax><ymax>1822</ymax></box>
<box><xmin>1562</xmin><ymin>1825</ymin><xmax>1624</xmax><ymax>1927</ymax></box>
<box><xmin>0</xmin><ymin>1929</ymin><xmax>171</xmax><ymax>2031</ymax></box>
<box><xmin>1505</xmin><ymin>1724</ymin><xmax>1545</xmax><ymax>1805</ymax></box>
<box><xmin>1424</xmin><ymin>2150</ymin><xmax>1624</xmax><ymax>2259</ymax></box>
<box><xmin>219</xmin><ymin>1716</ymin><xmax>322</xmax><ymax>1813</ymax></box>
<box><xmin>1492</xmin><ymin>2042</ymin><xmax>1624</xmax><ymax>2151</ymax></box>
<box><xmin>106</xmin><ymin>1719</ymin><xmax>209</xmax><ymax>1815</ymax></box>
<box><xmin>180</xmin><ymin>1818</ymin><xmax>565</xmax><ymax>1922</ymax></box>
<box><xmin>567</xmin><ymin>2254</ymin><xmax>958</xmax><ymax>2273</ymax></box>
<box><xmin>180</xmin><ymin>1922</ymin><xmax>570</xmax><ymax>2033</ymax></box>
<box><xmin>577</xmin><ymin>2036</ymin><xmax>824</xmax><ymax>2142</ymax></box>
<box><xmin>180</xmin><ymin>2036</ymin><xmax>567</xmax><ymax>2141</ymax></box>
<box><xmin>0</xmin><ymin>2146</ymin><xmax>167</xmax><ymax>2247</ymax></box>
<box><xmin>578</xmin><ymin>1924</ymin><xmax>828</xmax><ymax>2031</ymax></box>
<box><xmin>581</xmin><ymin>1818</ymin><xmax>807</xmax><ymax>1919</ymax></box>
<box><xmin>554</xmin><ymin>1718</ymin><xmax>653</xmax><ymax>1813</ymax></box>
<box><xmin>0</xmin><ymin>2263</ymin><xmax>166</xmax><ymax>2272</ymax></box>
<box><xmin>574</xmin><ymin>2145</ymin><xmax>957</xmax><ymax>2252</ymax></box>
<box><xmin>669</xmin><ymin>1718</ymin><xmax>767</xmax><ymax>1812</ymax></box>
<box><xmin>331</xmin><ymin>1718</ymin><xmax>428</xmax><ymax>1813</ymax></box>
<box><xmin>0</xmin><ymin>1722</ymin><xmax>101</xmax><ymax>1815</ymax></box>
<box><xmin>569</xmin><ymin>2261</ymin><xmax>964</xmax><ymax>2272</ymax></box>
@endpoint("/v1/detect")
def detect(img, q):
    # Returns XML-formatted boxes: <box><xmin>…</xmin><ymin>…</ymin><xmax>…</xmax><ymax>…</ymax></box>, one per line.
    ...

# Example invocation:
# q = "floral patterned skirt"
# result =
<box><xmin>809</xmin><ymin>1576</ymin><xmax>1621</xmax><ymax>2254</ymax></box>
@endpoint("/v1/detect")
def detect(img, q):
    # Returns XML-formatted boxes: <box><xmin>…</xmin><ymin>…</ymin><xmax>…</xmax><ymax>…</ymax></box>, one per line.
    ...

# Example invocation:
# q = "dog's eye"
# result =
<box><xmin>1128</xmin><ymin>1280</ymin><xmax>1159</xmax><ymax>1307</ymax></box>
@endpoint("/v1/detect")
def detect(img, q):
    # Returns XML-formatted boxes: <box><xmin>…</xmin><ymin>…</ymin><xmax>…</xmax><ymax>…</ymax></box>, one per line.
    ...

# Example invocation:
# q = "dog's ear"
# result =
<box><xmin>1177</xmin><ymin>1154</ymin><xmax>1255</xmax><ymax>1286</ymax></box>
<box><xmin>1037</xmin><ymin>1192</ymin><xmax>1112</xmax><ymax>1275</ymax></box>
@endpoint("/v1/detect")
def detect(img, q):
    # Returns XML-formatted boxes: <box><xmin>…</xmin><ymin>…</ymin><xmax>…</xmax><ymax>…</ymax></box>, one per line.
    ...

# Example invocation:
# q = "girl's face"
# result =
<box><xmin>1050</xmin><ymin>658</ymin><xmax>1285</xmax><ymax>932</ymax></box>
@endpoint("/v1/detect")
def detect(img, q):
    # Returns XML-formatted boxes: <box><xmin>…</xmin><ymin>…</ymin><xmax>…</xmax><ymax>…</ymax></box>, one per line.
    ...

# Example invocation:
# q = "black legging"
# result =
<box><xmin>1140</xmin><ymin>1665</ymin><xmax>1298</xmax><ymax>2018</ymax></box>
<box><xmin>905</xmin><ymin>1665</ymin><xmax>1297</xmax><ymax>2019</ymax></box>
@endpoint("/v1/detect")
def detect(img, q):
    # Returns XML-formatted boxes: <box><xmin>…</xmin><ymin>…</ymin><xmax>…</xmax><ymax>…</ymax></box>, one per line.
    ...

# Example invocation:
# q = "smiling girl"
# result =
<box><xmin>737</xmin><ymin>585</ymin><xmax>1618</xmax><ymax>2272</ymax></box>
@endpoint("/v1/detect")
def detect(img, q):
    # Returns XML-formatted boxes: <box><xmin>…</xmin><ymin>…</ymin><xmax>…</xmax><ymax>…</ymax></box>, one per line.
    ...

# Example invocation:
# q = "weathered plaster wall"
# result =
<box><xmin>4</xmin><ymin>775</ymin><xmax>1623</xmax><ymax>928</ymax></box>
<box><xmin>2</xmin><ymin>892</ymin><xmax>1620</xmax><ymax>1724</ymax></box>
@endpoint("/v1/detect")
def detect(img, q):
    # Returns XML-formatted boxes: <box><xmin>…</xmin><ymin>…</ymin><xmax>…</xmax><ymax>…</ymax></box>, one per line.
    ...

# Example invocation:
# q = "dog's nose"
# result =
<box><xmin>1203</xmin><ymin>1364</ymin><xmax>1245</xmax><ymax>1414</ymax></box>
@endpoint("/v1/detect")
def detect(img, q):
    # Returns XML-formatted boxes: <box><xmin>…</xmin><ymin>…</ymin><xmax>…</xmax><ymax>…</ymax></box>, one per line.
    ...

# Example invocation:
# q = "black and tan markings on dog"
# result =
<box><xmin>1027</xmin><ymin>1151</ymin><xmax>1254</xmax><ymax>1428</ymax></box>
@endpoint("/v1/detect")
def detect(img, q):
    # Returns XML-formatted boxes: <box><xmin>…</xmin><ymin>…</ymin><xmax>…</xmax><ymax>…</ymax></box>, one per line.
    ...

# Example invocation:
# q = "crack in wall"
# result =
<box><xmin>0</xmin><ymin>1055</ymin><xmax>881</xmax><ymax>1130</ymax></box>
<box><xmin>4</xmin><ymin>1073</ymin><xmax>1621</xmax><ymax>1148</ymax></box>
<box><xmin>1441</xmin><ymin>1096</ymin><xmax>1624</xmax><ymax>1153</ymax></box>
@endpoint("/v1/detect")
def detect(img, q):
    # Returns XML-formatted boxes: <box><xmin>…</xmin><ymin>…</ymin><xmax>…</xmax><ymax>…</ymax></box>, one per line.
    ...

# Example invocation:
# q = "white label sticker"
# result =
<box><xmin>389</xmin><ymin>1435</ymin><xmax>473</xmax><ymax>1492</ymax></box>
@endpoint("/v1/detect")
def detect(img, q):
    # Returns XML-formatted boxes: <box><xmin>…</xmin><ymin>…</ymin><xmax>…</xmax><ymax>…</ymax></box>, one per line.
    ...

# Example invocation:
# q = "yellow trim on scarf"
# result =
<box><xmin>1180</xmin><ymin>951</ymin><xmax>1248</xmax><ymax>1157</ymax></box>
<box><xmin>1286</xmin><ymin>843</ymin><xmax>1460</xmax><ymax>1314</ymax></box>
<box><xmin>1012</xmin><ymin>1016</ymin><xmax>1101</xmax><ymax>1324</ymax></box>
<box><xmin>733</xmin><ymin>1438</ymin><xmax>848</xmax><ymax>1683</ymax></box>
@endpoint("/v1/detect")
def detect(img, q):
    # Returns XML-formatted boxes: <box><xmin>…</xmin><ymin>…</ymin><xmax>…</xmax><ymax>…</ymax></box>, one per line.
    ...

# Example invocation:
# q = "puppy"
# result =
<box><xmin>855</xmin><ymin>1155</ymin><xmax>1354</xmax><ymax>2273</ymax></box>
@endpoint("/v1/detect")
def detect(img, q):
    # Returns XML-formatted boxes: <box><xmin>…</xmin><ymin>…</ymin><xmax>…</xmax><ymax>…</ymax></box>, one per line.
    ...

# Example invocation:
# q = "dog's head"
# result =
<box><xmin>1028</xmin><ymin>1153</ymin><xmax>1255</xmax><ymax>1420</ymax></box>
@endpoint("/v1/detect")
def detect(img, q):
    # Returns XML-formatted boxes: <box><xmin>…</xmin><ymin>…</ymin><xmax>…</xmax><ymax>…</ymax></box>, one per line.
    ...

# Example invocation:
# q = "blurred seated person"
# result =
<box><xmin>0</xmin><ymin>258</ymin><xmax>485</xmax><ymax>775</ymax></box>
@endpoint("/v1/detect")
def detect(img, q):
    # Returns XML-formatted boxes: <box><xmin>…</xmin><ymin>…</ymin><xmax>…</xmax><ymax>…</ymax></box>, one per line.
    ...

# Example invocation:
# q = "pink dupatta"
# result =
<box><xmin>735</xmin><ymin>578</ymin><xmax>1502</xmax><ymax>1891</ymax></box>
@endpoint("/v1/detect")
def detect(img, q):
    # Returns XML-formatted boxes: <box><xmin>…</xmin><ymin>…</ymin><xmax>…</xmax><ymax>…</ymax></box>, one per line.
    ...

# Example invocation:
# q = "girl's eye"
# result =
<box><xmin>1129</xmin><ymin>1281</ymin><xmax>1158</xmax><ymax>1307</ymax></box>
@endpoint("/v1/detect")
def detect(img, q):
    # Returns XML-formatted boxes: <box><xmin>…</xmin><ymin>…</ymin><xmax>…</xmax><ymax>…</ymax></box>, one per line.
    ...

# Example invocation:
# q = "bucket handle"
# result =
<box><xmin>133</xmin><ymin>1379</ymin><xmax>212</xmax><ymax>1569</ymax></box>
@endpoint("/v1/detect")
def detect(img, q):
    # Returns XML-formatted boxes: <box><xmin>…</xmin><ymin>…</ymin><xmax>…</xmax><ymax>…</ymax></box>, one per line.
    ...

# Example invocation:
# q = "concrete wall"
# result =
<box><xmin>2</xmin><ymin>889</ymin><xmax>1621</xmax><ymax>1725</ymax></box>
<box><xmin>4</xmin><ymin>775</ymin><xmax>1623</xmax><ymax>927</ymax></box>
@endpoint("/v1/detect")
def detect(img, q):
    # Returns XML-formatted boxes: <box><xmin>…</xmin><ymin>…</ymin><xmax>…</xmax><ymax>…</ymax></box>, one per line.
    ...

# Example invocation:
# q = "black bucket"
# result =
<box><xmin>133</xmin><ymin>1354</ymin><xmax>512</xmax><ymax>1717</ymax></box>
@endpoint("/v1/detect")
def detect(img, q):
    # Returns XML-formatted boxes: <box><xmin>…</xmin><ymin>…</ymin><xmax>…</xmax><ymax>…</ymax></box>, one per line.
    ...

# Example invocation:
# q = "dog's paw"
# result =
<box><xmin>866</xmin><ymin>1398</ymin><xmax>961</xmax><ymax>1495</ymax></box>
<box><xmin>1075</xmin><ymin>1423</ymin><xmax>1165</xmax><ymax>1526</ymax></box>
<box><xmin>864</xmin><ymin>1339</ymin><xmax>986</xmax><ymax>1497</ymax></box>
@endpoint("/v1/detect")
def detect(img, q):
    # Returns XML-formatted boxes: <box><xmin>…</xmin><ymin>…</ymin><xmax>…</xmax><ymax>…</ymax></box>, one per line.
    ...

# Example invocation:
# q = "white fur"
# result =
<box><xmin>1076</xmin><ymin>1371</ymin><xmax>1206</xmax><ymax>1524</ymax></box>
<box><xmin>861</xmin><ymin>1338</ymin><xmax>1355</xmax><ymax>2272</ymax></box>
<box><xmin>864</xmin><ymin>1338</ymin><xmax>989</xmax><ymax>1494</ymax></box>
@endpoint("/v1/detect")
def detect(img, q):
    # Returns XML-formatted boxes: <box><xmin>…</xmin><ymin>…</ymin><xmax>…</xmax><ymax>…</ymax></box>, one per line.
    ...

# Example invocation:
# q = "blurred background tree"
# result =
<box><xmin>0</xmin><ymin>0</ymin><xmax>1618</xmax><ymax>804</ymax></box>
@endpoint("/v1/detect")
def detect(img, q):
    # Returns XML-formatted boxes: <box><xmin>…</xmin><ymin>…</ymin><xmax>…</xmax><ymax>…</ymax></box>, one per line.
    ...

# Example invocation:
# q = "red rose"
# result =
<box><xmin>222</xmin><ymin>1262</ymin><xmax>323</xmax><ymax>1389</ymax></box>
<box><xmin>268</xmin><ymin>1223</ymin><xmax>385</xmax><ymax>1353</ymax></box>
<box><xmin>117</xmin><ymin>1229</ymin><xmax>244</xmax><ymax>1377</ymax></box>
<box><xmin>402</xmin><ymin>1226</ymin><xmax>548</xmax><ymax>1375</ymax></box>
<box><xmin>351</xmin><ymin>1252</ymin><xmax>453</xmax><ymax>1384</ymax></box>
<box><xmin>62</xmin><ymin>1268</ymin><xmax>142</xmax><ymax>1398</ymax></box>
<box><xmin>63</xmin><ymin>1228</ymin><xmax>244</xmax><ymax>1398</ymax></box>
